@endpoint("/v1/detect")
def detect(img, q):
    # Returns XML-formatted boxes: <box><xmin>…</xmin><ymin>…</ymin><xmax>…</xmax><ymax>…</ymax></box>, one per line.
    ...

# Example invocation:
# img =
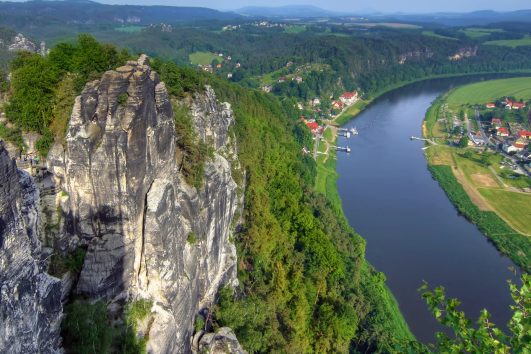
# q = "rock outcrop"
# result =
<box><xmin>7</xmin><ymin>33</ymin><xmax>47</xmax><ymax>56</ymax></box>
<box><xmin>0</xmin><ymin>142</ymin><xmax>62</xmax><ymax>353</ymax></box>
<box><xmin>49</xmin><ymin>55</ymin><xmax>240</xmax><ymax>353</ymax></box>
<box><xmin>449</xmin><ymin>46</ymin><xmax>478</xmax><ymax>61</ymax></box>
<box><xmin>197</xmin><ymin>327</ymin><xmax>247</xmax><ymax>354</ymax></box>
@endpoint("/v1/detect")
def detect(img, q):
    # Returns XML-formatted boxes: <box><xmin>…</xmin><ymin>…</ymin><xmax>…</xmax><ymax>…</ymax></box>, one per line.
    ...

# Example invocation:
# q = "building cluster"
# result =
<box><xmin>300</xmin><ymin>117</ymin><xmax>324</xmax><ymax>136</ymax></box>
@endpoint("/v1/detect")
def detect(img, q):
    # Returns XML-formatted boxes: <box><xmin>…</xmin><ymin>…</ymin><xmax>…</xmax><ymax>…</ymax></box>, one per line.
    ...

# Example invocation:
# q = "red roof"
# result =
<box><xmin>513</xmin><ymin>102</ymin><xmax>526</xmax><ymax>108</ymax></box>
<box><xmin>498</xmin><ymin>127</ymin><xmax>509</xmax><ymax>134</ymax></box>
<box><xmin>519</xmin><ymin>130</ymin><xmax>531</xmax><ymax>138</ymax></box>
<box><xmin>306</xmin><ymin>122</ymin><xmax>319</xmax><ymax>130</ymax></box>
<box><xmin>514</xmin><ymin>142</ymin><xmax>526</xmax><ymax>149</ymax></box>
<box><xmin>491</xmin><ymin>118</ymin><xmax>502</xmax><ymax>124</ymax></box>
<box><xmin>340</xmin><ymin>91</ymin><xmax>358</xmax><ymax>99</ymax></box>
<box><xmin>485</xmin><ymin>103</ymin><xmax>496</xmax><ymax>108</ymax></box>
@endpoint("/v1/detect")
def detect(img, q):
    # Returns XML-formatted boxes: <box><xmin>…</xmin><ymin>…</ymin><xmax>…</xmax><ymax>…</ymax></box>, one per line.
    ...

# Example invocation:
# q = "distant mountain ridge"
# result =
<box><xmin>0</xmin><ymin>0</ymin><xmax>242</xmax><ymax>28</ymax></box>
<box><xmin>236</xmin><ymin>5</ymin><xmax>347</xmax><ymax>18</ymax></box>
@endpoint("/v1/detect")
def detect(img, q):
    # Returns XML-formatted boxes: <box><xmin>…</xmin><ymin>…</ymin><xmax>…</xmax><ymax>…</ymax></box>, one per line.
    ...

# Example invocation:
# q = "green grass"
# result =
<box><xmin>115</xmin><ymin>26</ymin><xmax>144</xmax><ymax>33</ymax></box>
<box><xmin>485</xmin><ymin>35</ymin><xmax>531</xmax><ymax>48</ymax></box>
<box><xmin>446</xmin><ymin>77</ymin><xmax>531</xmax><ymax>107</ymax></box>
<box><xmin>335</xmin><ymin>100</ymin><xmax>367</xmax><ymax>126</ymax></box>
<box><xmin>429</xmin><ymin>165</ymin><xmax>531</xmax><ymax>272</ymax></box>
<box><xmin>460</xmin><ymin>27</ymin><xmax>504</xmax><ymax>39</ymax></box>
<box><xmin>188</xmin><ymin>51</ymin><xmax>222</xmax><ymax>66</ymax></box>
<box><xmin>421</xmin><ymin>31</ymin><xmax>457</xmax><ymax>40</ymax></box>
<box><xmin>284</xmin><ymin>25</ymin><xmax>306</xmax><ymax>34</ymax></box>
<box><xmin>479</xmin><ymin>188</ymin><xmax>531</xmax><ymax>235</ymax></box>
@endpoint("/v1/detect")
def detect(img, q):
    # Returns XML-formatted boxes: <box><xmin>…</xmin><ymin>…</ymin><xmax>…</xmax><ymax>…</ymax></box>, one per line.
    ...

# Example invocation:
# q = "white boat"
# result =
<box><xmin>350</xmin><ymin>127</ymin><xmax>358</xmax><ymax>135</ymax></box>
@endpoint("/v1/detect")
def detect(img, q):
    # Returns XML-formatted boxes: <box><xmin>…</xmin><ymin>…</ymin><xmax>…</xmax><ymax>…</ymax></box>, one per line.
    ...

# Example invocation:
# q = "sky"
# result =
<box><xmin>93</xmin><ymin>0</ymin><xmax>531</xmax><ymax>13</ymax></box>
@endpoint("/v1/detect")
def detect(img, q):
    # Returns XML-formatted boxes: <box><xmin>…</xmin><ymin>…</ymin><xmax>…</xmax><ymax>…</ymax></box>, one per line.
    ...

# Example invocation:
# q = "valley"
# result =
<box><xmin>0</xmin><ymin>2</ymin><xmax>529</xmax><ymax>353</ymax></box>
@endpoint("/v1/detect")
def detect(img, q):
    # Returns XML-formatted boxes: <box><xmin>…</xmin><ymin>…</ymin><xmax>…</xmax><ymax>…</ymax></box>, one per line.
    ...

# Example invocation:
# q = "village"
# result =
<box><xmin>437</xmin><ymin>96</ymin><xmax>531</xmax><ymax>176</ymax></box>
<box><xmin>300</xmin><ymin>90</ymin><xmax>360</xmax><ymax>159</ymax></box>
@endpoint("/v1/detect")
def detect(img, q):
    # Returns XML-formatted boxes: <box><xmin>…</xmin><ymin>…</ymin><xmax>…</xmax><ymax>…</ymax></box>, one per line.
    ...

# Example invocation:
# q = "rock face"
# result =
<box><xmin>49</xmin><ymin>55</ymin><xmax>240</xmax><ymax>353</ymax></box>
<box><xmin>0</xmin><ymin>142</ymin><xmax>62</xmax><ymax>353</ymax></box>
<box><xmin>197</xmin><ymin>327</ymin><xmax>247</xmax><ymax>354</ymax></box>
<box><xmin>449</xmin><ymin>46</ymin><xmax>478</xmax><ymax>61</ymax></box>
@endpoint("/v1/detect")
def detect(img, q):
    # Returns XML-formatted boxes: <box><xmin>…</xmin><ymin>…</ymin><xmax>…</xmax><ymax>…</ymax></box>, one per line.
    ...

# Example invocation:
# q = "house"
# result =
<box><xmin>293</xmin><ymin>76</ymin><xmax>303</xmax><ymax>84</ymax></box>
<box><xmin>261</xmin><ymin>85</ymin><xmax>273</xmax><ymax>93</ymax></box>
<box><xmin>491</xmin><ymin>118</ymin><xmax>502</xmax><ymax>128</ymax></box>
<box><xmin>518</xmin><ymin>130</ymin><xmax>531</xmax><ymax>140</ymax></box>
<box><xmin>310</xmin><ymin>98</ymin><xmax>320</xmax><ymax>107</ymax></box>
<box><xmin>216</xmin><ymin>63</ymin><xmax>222</xmax><ymax>69</ymax></box>
<box><xmin>332</xmin><ymin>100</ymin><xmax>344</xmax><ymax>110</ymax></box>
<box><xmin>505</xmin><ymin>98</ymin><xmax>526</xmax><ymax>110</ymax></box>
<box><xmin>485</xmin><ymin>103</ymin><xmax>496</xmax><ymax>109</ymax></box>
<box><xmin>504</xmin><ymin>139</ymin><xmax>527</xmax><ymax>153</ymax></box>
<box><xmin>226</xmin><ymin>56</ymin><xmax>232</xmax><ymax>61</ymax></box>
<box><xmin>227</xmin><ymin>73</ymin><xmax>233</xmax><ymax>79</ymax></box>
<box><xmin>306</xmin><ymin>121</ymin><xmax>319</xmax><ymax>130</ymax></box>
<box><xmin>497</xmin><ymin>127</ymin><xmax>509</xmax><ymax>137</ymax></box>
<box><xmin>339</xmin><ymin>91</ymin><xmax>359</xmax><ymax>105</ymax></box>
<box><xmin>468</xmin><ymin>131</ymin><xmax>486</xmax><ymax>146</ymax></box>
<box><xmin>286</xmin><ymin>61</ymin><xmax>293</xmax><ymax>68</ymax></box>
<box><xmin>235</xmin><ymin>62</ymin><xmax>241</xmax><ymax>68</ymax></box>
<box><xmin>278</xmin><ymin>76</ymin><xmax>286</xmax><ymax>83</ymax></box>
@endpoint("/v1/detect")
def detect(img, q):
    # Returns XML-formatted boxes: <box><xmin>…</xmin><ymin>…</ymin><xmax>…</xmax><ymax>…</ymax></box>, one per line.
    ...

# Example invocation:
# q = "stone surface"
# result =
<box><xmin>197</xmin><ymin>327</ymin><xmax>247</xmax><ymax>354</ymax></box>
<box><xmin>48</xmin><ymin>55</ymin><xmax>240</xmax><ymax>353</ymax></box>
<box><xmin>0</xmin><ymin>142</ymin><xmax>62</xmax><ymax>353</ymax></box>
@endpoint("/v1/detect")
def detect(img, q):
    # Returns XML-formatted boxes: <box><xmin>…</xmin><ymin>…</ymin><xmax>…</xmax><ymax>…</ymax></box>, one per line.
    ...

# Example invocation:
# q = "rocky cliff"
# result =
<box><xmin>48</xmin><ymin>55</ymin><xmax>240</xmax><ymax>353</ymax></box>
<box><xmin>0</xmin><ymin>142</ymin><xmax>62</xmax><ymax>353</ymax></box>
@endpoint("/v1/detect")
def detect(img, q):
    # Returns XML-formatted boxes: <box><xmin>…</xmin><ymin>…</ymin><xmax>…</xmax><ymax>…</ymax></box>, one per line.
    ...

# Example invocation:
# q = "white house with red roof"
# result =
<box><xmin>339</xmin><ymin>91</ymin><xmax>358</xmax><ymax>105</ymax></box>
<box><xmin>497</xmin><ymin>127</ymin><xmax>510</xmax><ymax>137</ymax></box>
<box><xmin>491</xmin><ymin>118</ymin><xmax>502</xmax><ymax>128</ymax></box>
<box><xmin>504</xmin><ymin>98</ymin><xmax>526</xmax><ymax>110</ymax></box>
<box><xmin>485</xmin><ymin>103</ymin><xmax>496</xmax><ymax>109</ymax></box>
<box><xmin>332</xmin><ymin>100</ymin><xmax>344</xmax><ymax>110</ymax></box>
<box><xmin>518</xmin><ymin>130</ymin><xmax>531</xmax><ymax>140</ymax></box>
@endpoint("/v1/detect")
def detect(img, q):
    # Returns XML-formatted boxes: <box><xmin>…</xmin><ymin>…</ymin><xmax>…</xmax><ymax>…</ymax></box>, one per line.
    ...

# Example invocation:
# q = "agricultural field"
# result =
<box><xmin>188</xmin><ymin>51</ymin><xmax>223</xmax><ymax>66</ymax></box>
<box><xmin>459</xmin><ymin>27</ymin><xmax>504</xmax><ymax>38</ymax></box>
<box><xmin>445</xmin><ymin>77</ymin><xmax>531</xmax><ymax>107</ymax></box>
<box><xmin>284</xmin><ymin>25</ymin><xmax>306</xmax><ymax>34</ymax></box>
<box><xmin>114</xmin><ymin>26</ymin><xmax>144</xmax><ymax>33</ymax></box>
<box><xmin>421</xmin><ymin>31</ymin><xmax>457</xmax><ymax>40</ymax></box>
<box><xmin>485</xmin><ymin>35</ymin><xmax>531</xmax><ymax>48</ymax></box>
<box><xmin>478</xmin><ymin>188</ymin><xmax>531</xmax><ymax>235</ymax></box>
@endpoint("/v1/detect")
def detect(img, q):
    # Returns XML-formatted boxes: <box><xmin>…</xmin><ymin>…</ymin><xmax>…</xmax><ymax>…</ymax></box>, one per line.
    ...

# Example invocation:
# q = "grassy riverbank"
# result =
<box><xmin>423</xmin><ymin>79</ymin><xmax>531</xmax><ymax>272</ymax></box>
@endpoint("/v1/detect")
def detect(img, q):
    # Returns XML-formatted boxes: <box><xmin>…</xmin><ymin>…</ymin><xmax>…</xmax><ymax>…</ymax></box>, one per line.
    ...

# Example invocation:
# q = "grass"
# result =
<box><xmin>429</xmin><ymin>165</ymin><xmax>531</xmax><ymax>272</ymax></box>
<box><xmin>188</xmin><ymin>51</ymin><xmax>222</xmax><ymax>66</ymax></box>
<box><xmin>115</xmin><ymin>26</ymin><xmax>144</xmax><ymax>33</ymax></box>
<box><xmin>460</xmin><ymin>27</ymin><xmax>504</xmax><ymax>39</ymax></box>
<box><xmin>284</xmin><ymin>25</ymin><xmax>306</xmax><ymax>34</ymax></box>
<box><xmin>421</xmin><ymin>31</ymin><xmax>457</xmax><ymax>40</ymax></box>
<box><xmin>335</xmin><ymin>100</ymin><xmax>367</xmax><ymax>126</ymax></box>
<box><xmin>485</xmin><ymin>35</ymin><xmax>531</xmax><ymax>48</ymax></box>
<box><xmin>479</xmin><ymin>188</ymin><xmax>531</xmax><ymax>235</ymax></box>
<box><xmin>446</xmin><ymin>77</ymin><xmax>531</xmax><ymax>107</ymax></box>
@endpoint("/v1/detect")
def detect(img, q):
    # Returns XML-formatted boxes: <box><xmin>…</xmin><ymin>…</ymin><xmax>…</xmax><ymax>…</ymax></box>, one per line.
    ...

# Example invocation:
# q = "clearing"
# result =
<box><xmin>459</xmin><ymin>27</ymin><xmax>504</xmax><ymax>39</ymax></box>
<box><xmin>446</xmin><ymin>77</ymin><xmax>531</xmax><ymax>107</ymax></box>
<box><xmin>484</xmin><ymin>35</ymin><xmax>531</xmax><ymax>48</ymax></box>
<box><xmin>479</xmin><ymin>188</ymin><xmax>531</xmax><ymax>235</ymax></box>
<box><xmin>189</xmin><ymin>52</ymin><xmax>222</xmax><ymax>66</ymax></box>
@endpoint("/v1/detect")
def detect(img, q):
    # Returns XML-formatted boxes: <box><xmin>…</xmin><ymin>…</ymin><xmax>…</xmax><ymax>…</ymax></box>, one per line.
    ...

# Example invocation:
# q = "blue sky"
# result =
<box><xmin>93</xmin><ymin>0</ymin><xmax>531</xmax><ymax>13</ymax></box>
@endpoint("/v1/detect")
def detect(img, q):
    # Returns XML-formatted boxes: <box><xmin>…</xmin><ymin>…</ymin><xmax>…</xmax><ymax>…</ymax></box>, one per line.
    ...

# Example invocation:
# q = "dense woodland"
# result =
<box><xmin>1</xmin><ymin>32</ymin><xmax>529</xmax><ymax>353</ymax></box>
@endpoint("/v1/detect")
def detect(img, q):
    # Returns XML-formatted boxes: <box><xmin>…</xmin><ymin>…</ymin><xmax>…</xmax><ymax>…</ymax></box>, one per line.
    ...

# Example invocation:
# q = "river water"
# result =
<box><xmin>336</xmin><ymin>76</ymin><xmax>520</xmax><ymax>342</ymax></box>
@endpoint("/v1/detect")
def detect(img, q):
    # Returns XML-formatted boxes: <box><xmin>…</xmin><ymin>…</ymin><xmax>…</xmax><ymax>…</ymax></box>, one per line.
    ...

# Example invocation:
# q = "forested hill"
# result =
<box><xmin>0</xmin><ymin>0</ymin><xmax>241</xmax><ymax>28</ymax></box>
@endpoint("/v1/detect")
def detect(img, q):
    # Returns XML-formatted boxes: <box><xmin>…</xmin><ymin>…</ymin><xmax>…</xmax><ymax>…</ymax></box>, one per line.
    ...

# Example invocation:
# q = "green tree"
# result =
<box><xmin>419</xmin><ymin>274</ymin><xmax>530</xmax><ymax>353</ymax></box>
<box><xmin>458</xmin><ymin>136</ymin><xmax>469</xmax><ymax>148</ymax></box>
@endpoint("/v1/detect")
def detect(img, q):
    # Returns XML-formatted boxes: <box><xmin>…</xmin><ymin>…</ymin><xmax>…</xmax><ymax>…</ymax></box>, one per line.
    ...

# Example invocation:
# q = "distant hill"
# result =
<box><xmin>379</xmin><ymin>10</ymin><xmax>531</xmax><ymax>26</ymax></box>
<box><xmin>0</xmin><ymin>0</ymin><xmax>242</xmax><ymax>29</ymax></box>
<box><xmin>236</xmin><ymin>5</ymin><xmax>346</xmax><ymax>18</ymax></box>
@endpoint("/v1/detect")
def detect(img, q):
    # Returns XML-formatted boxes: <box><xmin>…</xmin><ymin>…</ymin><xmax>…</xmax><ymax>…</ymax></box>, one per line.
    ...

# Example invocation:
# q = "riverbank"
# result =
<box><xmin>422</xmin><ymin>79</ymin><xmax>531</xmax><ymax>272</ymax></box>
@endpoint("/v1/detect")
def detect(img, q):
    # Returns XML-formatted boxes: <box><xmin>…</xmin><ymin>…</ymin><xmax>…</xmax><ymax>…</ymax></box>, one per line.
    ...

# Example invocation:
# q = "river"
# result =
<box><xmin>336</xmin><ymin>76</ymin><xmax>521</xmax><ymax>343</ymax></box>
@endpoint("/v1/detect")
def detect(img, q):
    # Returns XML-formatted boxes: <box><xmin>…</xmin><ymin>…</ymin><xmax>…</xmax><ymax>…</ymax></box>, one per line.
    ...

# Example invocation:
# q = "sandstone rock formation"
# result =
<box><xmin>49</xmin><ymin>55</ymin><xmax>240</xmax><ymax>353</ymax></box>
<box><xmin>0</xmin><ymin>142</ymin><xmax>62</xmax><ymax>353</ymax></box>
